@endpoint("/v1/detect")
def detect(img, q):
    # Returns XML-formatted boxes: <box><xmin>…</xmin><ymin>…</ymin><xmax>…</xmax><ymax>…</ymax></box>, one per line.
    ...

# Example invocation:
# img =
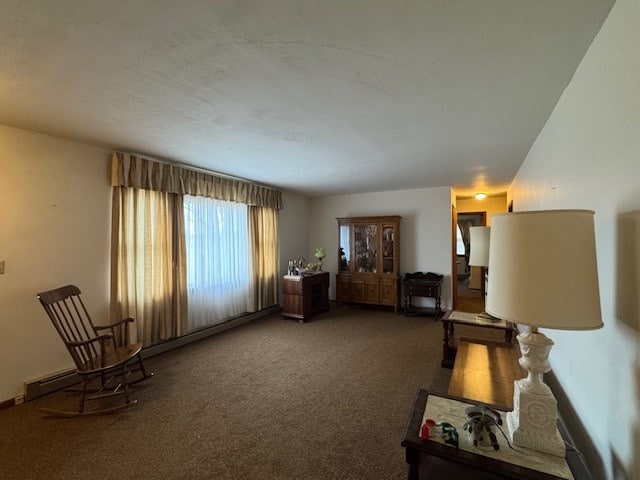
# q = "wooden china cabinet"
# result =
<box><xmin>335</xmin><ymin>215</ymin><xmax>401</xmax><ymax>313</ymax></box>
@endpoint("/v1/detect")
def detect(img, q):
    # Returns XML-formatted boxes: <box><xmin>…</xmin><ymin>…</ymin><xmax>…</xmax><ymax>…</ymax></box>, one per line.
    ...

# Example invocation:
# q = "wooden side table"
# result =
<box><xmin>403</xmin><ymin>272</ymin><xmax>444</xmax><ymax>318</ymax></box>
<box><xmin>441</xmin><ymin>311</ymin><xmax>515</xmax><ymax>368</ymax></box>
<box><xmin>401</xmin><ymin>391</ymin><xmax>580</xmax><ymax>480</ymax></box>
<box><xmin>447</xmin><ymin>337</ymin><xmax>524</xmax><ymax>410</ymax></box>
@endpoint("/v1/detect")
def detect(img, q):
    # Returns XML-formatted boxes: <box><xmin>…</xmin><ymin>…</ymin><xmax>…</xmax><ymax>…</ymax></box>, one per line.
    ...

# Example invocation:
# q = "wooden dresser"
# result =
<box><xmin>281</xmin><ymin>272</ymin><xmax>330</xmax><ymax>322</ymax></box>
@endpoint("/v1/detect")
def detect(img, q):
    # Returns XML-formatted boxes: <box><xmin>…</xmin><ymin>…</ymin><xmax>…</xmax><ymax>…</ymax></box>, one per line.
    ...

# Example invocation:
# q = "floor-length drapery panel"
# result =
<box><xmin>184</xmin><ymin>195</ymin><xmax>251</xmax><ymax>331</ymax></box>
<box><xmin>110</xmin><ymin>187</ymin><xmax>188</xmax><ymax>346</ymax></box>
<box><xmin>249</xmin><ymin>206</ymin><xmax>279</xmax><ymax>311</ymax></box>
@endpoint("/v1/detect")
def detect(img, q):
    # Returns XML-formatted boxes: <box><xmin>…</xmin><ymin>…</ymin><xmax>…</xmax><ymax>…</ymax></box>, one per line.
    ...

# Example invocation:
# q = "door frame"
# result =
<box><xmin>452</xmin><ymin>211</ymin><xmax>487</xmax><ymax>307</ymax></box>
<box><xmin>451</xmin><ymin>205</ymin><xmax>458</xmax><ymax>311</ymax></box>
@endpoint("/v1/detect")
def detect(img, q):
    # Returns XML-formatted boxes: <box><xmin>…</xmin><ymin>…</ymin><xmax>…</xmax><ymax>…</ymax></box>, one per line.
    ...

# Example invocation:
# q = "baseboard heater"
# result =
<box><xmin>25</xmin><ymin>305</ymin><xmax>279</xmax><ymax>401</ymax></box>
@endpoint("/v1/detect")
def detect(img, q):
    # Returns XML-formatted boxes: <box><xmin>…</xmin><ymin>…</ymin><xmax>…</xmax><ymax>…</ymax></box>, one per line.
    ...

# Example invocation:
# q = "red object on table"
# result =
<box><xmin>421</xmin><ymin>419</ymin><xmax>436</xmax><ymax>439</ymax></box>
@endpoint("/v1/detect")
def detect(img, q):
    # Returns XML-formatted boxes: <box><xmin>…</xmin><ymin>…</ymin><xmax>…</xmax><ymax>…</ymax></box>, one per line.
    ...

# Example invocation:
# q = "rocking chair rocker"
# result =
<box><xmin>37</xmin><ymin>285</ymin><xmax>152</xmax><ymax>416</ymax></box>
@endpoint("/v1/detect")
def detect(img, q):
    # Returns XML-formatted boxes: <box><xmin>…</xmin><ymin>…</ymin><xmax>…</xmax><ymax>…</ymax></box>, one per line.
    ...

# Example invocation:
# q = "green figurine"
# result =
<box><xmin>438</xmin><ymin>422</ymin><xmax>459</xmax><ymax>448</ymax></box>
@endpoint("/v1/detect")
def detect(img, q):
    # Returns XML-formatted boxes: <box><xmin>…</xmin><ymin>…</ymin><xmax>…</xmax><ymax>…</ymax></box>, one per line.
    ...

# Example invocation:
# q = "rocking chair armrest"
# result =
<box><xmin>66</xmin><ymin>333</ymin><xmax>114</xmax><ymax>348</ymax></box>
<box><xmin>94</xmin><ymin>317</ymin><xmax>135</xmax><ymax>330</ymax></box>
<box><xmin>95</xmin><ymin>318</ymin><xmax>135</xmax><ymax>344</ymax></box>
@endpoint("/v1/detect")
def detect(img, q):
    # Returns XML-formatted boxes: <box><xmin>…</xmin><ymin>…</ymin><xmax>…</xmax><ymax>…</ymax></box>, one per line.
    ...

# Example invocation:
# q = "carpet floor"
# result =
<box><xmin>0</xmin><ymin>305</ymin><xmax>501</xmax><ymax>480</ymax></box>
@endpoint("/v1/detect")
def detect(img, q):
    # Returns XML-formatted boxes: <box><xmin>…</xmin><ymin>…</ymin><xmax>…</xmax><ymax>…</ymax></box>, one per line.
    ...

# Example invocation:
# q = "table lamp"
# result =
<box><xmin>469</xmin><ymin>226</ymin><xmax>497</xmax><ymax>321</ymax></box>
<box><xmin>469</xmin><ymin>226</ymin><xmax>490</xmax><ymax>268</ymax></box>
<box><xmin>485</xmin><ymin>210</ymin><xmax>602</xmax><ymax>457</ymax></box>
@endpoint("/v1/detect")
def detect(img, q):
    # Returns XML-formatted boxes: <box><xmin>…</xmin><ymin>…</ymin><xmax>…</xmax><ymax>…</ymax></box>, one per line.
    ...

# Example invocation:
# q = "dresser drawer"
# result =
<box><xmin>407</xmin><ymin>283</ymin><xmax>439</xmax><ymax>297</ymax></box>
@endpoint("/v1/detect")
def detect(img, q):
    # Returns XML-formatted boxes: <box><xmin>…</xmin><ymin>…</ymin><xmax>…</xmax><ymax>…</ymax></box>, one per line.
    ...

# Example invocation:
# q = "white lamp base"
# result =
<box><xmin>506</xmin><ymin>379</ymin><xmax>566</xmax><ymax>457</ymax></box>
<box><xmin>507</xmin><ymin>331</ymin><xmax>566</xmax><ymax>457</ymax></box>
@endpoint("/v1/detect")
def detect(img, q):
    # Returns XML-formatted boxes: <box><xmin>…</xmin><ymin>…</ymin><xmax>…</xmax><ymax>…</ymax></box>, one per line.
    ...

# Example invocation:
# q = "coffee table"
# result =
<box><xmin>441</xmin><ymin>311</ymin><xmax>515</xmax><ymax>368</ymax></box>
<box><xmin>401</xmin><ymin>390</ymin><xmax>578</xmax><ymax>480</ymax></box>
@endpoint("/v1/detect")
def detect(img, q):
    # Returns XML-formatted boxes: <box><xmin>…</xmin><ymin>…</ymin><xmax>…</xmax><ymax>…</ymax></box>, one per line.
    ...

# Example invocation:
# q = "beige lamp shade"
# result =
<box><xmin>469</xmin><ymin>226</ymin><xmax>490</xmax><ymax>267</ymax></box>
<box><xmin>485</xmin><ymin>210</ymin><xmax>602</xmax><ymax>330</ymax></box>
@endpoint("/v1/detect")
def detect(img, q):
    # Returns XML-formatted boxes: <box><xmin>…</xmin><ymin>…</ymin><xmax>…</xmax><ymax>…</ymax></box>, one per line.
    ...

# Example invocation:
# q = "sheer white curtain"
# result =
<box><xmin>183</xmin><ymin>195</ymin><xmax>251</xmax><ymax>330</ymax></box>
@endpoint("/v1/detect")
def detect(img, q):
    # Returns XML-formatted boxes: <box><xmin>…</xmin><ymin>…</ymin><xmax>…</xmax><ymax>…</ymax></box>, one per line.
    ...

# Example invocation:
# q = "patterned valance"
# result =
<box><xmin>109</xmin><ymin>152</ymin><xmax>283</xmax><ymax>209</ymax></box>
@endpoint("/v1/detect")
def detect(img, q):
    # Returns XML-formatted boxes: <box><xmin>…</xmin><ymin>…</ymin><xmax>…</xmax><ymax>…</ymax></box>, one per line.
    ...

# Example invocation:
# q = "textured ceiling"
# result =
<box><xmin>0</xmin><ymin>1</ymin><xmax>614</xmax><ymax>197</ymax></box>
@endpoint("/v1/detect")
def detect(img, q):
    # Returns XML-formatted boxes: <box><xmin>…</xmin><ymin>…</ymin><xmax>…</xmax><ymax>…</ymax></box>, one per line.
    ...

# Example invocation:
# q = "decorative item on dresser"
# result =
<box><xmin>314</xmin><ymin>247</ymin><xmax>326</xmax><ymax>271</ymax></box>
<box><xmin>335</xmin><ymin>215</ymin><xmax>401</xmax><ymax>313</ymax></box>
<box><xmin>403</xmin><ymin>271</ymin><xmax>444</xmax><ymax>318</ymax></box>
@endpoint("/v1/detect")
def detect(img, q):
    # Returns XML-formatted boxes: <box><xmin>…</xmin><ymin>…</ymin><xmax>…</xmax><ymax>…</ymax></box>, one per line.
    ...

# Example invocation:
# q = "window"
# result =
<box><xmin>456</xmin><ymin>224</ymin><xmax>466</xmax><ymax>256</ymax></box>
<box><xmin>183</xmin><ymin>195</ymin><xmax>251</xmax><ymax>330</ymax></box>
<box><xmin>111</xmin><ymin>153</ymin><xmax>281</xmax><ymax>346</ymax></box>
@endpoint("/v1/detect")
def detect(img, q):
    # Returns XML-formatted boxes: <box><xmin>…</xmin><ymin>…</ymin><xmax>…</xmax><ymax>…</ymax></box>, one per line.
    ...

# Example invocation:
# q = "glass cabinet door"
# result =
<box><xmin>381</xmin><ymin>225</ymin><xmax>395</xmax><ymax>274</ymax></box>
<box><xmin>354</xmin><ymin>223</ymin><xmax>378</xmax><ymax>273</ymax></box>
<box><xmin>339</xmin><ymin>224</ymin><xmax>351</xmax><ymax>272</ymax></box>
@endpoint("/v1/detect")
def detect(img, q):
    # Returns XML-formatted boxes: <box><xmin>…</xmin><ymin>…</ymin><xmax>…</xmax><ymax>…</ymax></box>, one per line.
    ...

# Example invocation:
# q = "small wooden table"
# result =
<box><xmin>281</xmin><ymin>272</ymin><xmax>330</xmax><ymax>322</ymax></box>
<box><xmin>441</xmin><ymin>311</ymin><xmax>516</xmax><ymax>368</ymax></box>
<box><xmin>448</xmin><ymin>337</ymin><xmax>524</xmax><ymax>410</ymax></box>
<box><xmin>403</xmin><ymin>272</ymin><xmax>444</xmax><ymax>318</ymax></box>
<box><xmin>401</xmin><ymin>391</ymin><xmax>579</xmax><ymax>480</ymax></box>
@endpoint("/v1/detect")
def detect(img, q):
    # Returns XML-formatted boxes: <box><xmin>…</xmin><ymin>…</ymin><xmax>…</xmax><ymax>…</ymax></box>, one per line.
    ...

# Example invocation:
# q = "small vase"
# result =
<box><xmin>463</xmin><ymin>406</ymin><xmax>501</xmax><ymax>450</ymax></box>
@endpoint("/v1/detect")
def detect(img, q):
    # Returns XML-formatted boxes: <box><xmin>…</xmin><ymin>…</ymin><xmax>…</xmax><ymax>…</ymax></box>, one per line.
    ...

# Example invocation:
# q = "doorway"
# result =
<box><xmin>455</xmin><ymin>212</ymin><xmax>486</xmax><ymax>313</ymax></box>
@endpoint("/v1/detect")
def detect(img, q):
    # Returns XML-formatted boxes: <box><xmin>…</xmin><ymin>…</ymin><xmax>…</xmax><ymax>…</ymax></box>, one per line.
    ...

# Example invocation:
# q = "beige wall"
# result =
<box><xmin>456</xmin><ymin>194</ymin><xmax>507</xmax><ymax>225</ymax></box>
<box><xmin>0</xmin><ymin>125</ymin><xmax>112</xmax><ymax>401</ymax></box>
<box><xmin>509</xmin><ymin>0</ymin><xmax>640</xmax><ymax>477</ymax></box>
<box><xmin>308</xmin><ymin>186</ymin><xmax>453</xmax><ymax>309</ymax></box>
<box><xmin>278</xmin><ymin>191</ymin><xmax>311</xmax><ymax>279</ymax></box>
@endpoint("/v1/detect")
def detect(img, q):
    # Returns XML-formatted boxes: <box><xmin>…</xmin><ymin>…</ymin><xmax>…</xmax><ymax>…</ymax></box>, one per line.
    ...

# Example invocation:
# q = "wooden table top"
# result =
<box><xmin>444</xmin><ymin>310</ymin><xmax>514</xmax><ymax>331</ymax></box>
<box><xmin>447</xmin><ymin>337</ymin><xmax>524</xmax><ymax>410</ymax></box>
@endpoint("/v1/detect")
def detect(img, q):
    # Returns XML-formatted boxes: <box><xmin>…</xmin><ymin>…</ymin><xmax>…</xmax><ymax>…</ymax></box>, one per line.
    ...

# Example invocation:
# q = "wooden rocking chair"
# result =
<box><xmin>37</xmin><ymin>284</ymin><xmax>152</xmax><ymax>416</ymax></box>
